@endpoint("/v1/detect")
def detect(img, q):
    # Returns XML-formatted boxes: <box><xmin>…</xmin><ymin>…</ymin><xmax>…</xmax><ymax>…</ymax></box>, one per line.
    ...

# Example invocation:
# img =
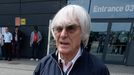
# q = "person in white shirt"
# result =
<box><xmin>3</xmin><ymin>27</ymin><xmax>13</xmax><ymax>61</ymax></box>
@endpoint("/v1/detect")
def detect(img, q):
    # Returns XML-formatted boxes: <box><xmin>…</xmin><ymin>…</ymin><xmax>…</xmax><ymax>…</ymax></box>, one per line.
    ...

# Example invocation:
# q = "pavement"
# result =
<box><xmin>107</xmin><ymin>64</ymin><xmax>134</xmax><ymax>75</ymax></box>
<box><xmin>0</xmin><ymin>59</ymin><xmax>134</xmax><ymax>75</ymax></box>
<box><xmin>0</xmin><ymin>59</ymin><xmax>36</xmax><ymax>75</ymax></box>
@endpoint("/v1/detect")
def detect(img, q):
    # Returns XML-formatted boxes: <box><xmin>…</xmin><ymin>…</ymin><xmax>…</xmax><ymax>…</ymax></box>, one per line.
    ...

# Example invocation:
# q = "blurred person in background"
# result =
<box><xmin>0</xmin><ymin>32</ymin><xmax>4</xmax><ymax>59</ymax></box>
<box><xmin>12</xmin><ymin>26</ymin><xmax>23</xmax><ymax>59</ymax></box>
<box><xmin>3</xmin><ymin>27</ymin><xmax>13</xmax><ymax>61</ymax></box>
<box><xmin>30</xmin><ymin>26</ymin><xmax>42</xmax><ymax>61</ymax></box>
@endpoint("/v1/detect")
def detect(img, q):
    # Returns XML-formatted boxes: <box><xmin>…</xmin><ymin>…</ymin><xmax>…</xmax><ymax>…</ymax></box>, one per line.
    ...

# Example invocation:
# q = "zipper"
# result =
<box><xmin>51</xmin><ymin>56</ymin><xmax>64</xmax><ymax>75</ymax></box>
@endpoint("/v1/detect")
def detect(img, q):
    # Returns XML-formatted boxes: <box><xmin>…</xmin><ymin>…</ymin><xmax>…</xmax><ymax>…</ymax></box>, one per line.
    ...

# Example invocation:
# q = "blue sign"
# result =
<box><xmin>90</xmin><ymin>0</ymin><xmax>134</xmax><ymax>18</ymax></box>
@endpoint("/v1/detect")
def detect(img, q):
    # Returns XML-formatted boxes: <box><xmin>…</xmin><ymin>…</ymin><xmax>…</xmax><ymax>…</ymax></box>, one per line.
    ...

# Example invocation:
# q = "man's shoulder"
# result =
<box><xmin>40</xmin><ymin>54</ymin><xmax>52</xmax><ymax>63</ymax></box>
<box><xmin>36</xmin><ymin>53</ymin><xmax>57</xmax><ymax>71</ymax></box>
<box><xmin>87</xmin><ymin>53</ymin><xmax>109</xmax><ymax>73</ymax></box>
<box><xmin>39</xmin><ymin>53</ymin><xmax>56</xmax><ymax>65</ymax></box>
<box><xmin>82</xmin><ymin>51</ymin><xmax>106</xmax><ymax>69</ymax></box>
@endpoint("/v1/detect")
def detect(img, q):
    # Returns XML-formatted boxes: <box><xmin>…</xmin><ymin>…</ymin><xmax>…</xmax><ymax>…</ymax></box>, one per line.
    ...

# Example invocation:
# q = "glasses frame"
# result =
<box><xmin>52</xmin><ymin>24</ymin><xmax>80</xmax><ymax>34</ymax></box>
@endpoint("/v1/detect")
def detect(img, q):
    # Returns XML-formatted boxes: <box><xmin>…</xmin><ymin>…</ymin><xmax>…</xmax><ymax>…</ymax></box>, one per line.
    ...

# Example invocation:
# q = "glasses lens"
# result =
<box><xmin>53</xmin><ymin>26</ymin><xmax>63</xmax><ymax>33</ymax></box>
<box><xmin>53</xmin><ymin>25</ymin><xmax>79</xmax><ymax>33</ymax></box>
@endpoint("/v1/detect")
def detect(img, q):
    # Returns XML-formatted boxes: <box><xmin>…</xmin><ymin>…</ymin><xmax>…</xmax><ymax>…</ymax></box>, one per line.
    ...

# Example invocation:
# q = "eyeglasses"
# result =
<box><xmin>52</xmin><ymin>24</ymin><xmax>80</xmax><ymax>33</ymax></box>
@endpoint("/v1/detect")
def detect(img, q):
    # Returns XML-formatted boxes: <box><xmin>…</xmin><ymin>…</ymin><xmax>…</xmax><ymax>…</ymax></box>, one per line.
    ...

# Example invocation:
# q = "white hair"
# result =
<box><xmin>50</xmin><ymin>4</ymin><xmax>91</xmax><ymax>47</ymax></box>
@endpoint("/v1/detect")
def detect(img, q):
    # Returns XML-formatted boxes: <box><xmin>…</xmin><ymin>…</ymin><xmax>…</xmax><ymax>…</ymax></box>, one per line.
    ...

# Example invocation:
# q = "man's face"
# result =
<box><xmin>5</xmin><ymin>27</ymin><xmax>9</xmax><ymax>32</ymax></box>
<box><xmin>15</xmin><ymin>27</ymin><xmax>19</xmax><ymax>32</ymax></box>
<box><xmin>53</xmin><ymin>20</ymin><xmax>81</xmax><ymax>55</ymax></box>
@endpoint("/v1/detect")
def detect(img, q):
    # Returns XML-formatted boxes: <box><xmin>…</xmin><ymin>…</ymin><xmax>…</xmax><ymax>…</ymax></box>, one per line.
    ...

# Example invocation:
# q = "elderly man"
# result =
<box><xmin>33</xmin><ymin>5</ymin><xmax>110</xmax><ymax>75</ymax></box>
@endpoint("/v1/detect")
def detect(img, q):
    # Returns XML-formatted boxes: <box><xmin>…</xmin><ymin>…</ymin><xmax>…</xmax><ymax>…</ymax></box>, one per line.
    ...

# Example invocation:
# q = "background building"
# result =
<box><xmin>0</xmin><ymin>0</ymin><xmax>67</xmax><ymax>58</ymax></box>
<box><xmin>0</xmin><ymin>0</ymin><xmax>134</xmax><ymax>66</ymax></box>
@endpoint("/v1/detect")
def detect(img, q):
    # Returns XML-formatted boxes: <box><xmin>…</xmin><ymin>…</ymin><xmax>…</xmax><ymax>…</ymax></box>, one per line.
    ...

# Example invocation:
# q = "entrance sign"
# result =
<box><xmin>90</xmin><ymin>0</ymin><xmax>134</xmax><ymax>18</ymax></box>
<box><xmin>93</xmin><ymin>5</ymin><xmax>134</xmax><ymax>13</ymax></box>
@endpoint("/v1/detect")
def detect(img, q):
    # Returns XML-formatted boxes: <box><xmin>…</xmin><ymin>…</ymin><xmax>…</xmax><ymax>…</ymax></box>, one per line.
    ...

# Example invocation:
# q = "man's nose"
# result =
<box><xmin>60</xmin><ymin>28</ymin><xmax>68</xmax><ymax>38</ymax></box>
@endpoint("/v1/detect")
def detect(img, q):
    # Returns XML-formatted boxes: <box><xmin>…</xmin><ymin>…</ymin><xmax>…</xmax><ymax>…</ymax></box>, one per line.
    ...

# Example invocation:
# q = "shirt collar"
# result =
<box><xmin>58</xmin><ymin>47</ymin><xmax>82</xmax><ymax>65</ymax></box>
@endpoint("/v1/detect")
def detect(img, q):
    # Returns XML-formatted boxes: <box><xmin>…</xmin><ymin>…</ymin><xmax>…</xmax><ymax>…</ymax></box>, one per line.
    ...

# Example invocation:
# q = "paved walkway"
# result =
<box><xmin>0</xmin><ymin>59</ymin><xmax>36</xmax><ymax>75</ymax></box>
<box><xmin>107</xmin><ymin>64</ymin><xmax>134</xmax><ymax>75</ymax></box>
<box><xmin>0</xmin><ymin>59</ymin><xmax>134</xmax><ymax>75</ymax></box>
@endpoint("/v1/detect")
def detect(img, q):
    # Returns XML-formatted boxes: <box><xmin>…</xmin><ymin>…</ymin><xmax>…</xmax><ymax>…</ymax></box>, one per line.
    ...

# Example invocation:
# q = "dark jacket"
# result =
<box><xmin>12</xmin><ymin>30</ymin><xmax>23</xmax><ymax>43</ymax></box>
<box><xmin>33</xmin><ymin>49</ymin><xmax>110</xmax><ymax>75</ymax></box>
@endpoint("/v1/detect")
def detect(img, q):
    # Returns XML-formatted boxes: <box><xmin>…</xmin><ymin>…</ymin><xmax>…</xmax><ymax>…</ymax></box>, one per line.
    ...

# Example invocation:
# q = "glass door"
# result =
<box><xmin>105</xmin><ymin>23</ymin><xmax>131</xmax><ymax>64</ymax></box>
<box><xmin>89</xmin><ymin>23</ymin><xmax>108</xmax><ymax>59</ymax></box>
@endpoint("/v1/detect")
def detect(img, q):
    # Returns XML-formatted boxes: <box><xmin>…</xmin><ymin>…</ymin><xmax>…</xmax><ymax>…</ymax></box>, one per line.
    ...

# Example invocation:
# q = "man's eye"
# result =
<box><xmin>67</xmin><ymin>26</ymin><xmax>76</xmax><ymax>30</ymax></box>
<box><xmin>53</xmin><ymin>27</ymin><xmax>63</xmax><ymax>32</ymax></box>
<box><xmin>57</xmin><ymin>27</ymin><xmax>63</xmax><ymax>32</ymax></box>
<box><xmin>53</xmin><ymin>25</ymin><xmax>79</xmax><ymax>33</ymax></box>
<box><xmin>67</xmin><ymin>25</ymin><xmax>78</xmax><ymax>32</ymax></box>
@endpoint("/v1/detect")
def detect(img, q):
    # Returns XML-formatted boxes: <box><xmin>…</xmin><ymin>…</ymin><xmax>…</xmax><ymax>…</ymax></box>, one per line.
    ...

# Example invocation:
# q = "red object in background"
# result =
<box><xmin>15</xmin><ymin>17</ymin><xmax>21</xmax><ymax>26</ymax></box>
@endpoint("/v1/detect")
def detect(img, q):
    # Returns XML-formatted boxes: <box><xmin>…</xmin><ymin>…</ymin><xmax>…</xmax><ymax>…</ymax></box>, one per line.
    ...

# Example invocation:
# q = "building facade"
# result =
<box><xmin>0</xmin><ymin>0</ymin><xmax>134</xmax><ymax>65</ymax></box>
<box><xmin>0</xmin><ymin>0</ymin><xmax>67</xmax><ymax>58</ymax></box>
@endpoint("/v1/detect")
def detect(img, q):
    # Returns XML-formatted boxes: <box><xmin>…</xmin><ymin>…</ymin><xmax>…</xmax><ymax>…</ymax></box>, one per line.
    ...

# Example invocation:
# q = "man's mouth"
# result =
<box><xmin>60</xmin><ymin>42</ymin><xmax>69</xmax><ymax>45</ymax></box>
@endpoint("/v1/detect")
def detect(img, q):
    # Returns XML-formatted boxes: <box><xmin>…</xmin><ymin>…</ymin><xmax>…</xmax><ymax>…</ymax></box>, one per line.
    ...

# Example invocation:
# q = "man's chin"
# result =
<box><xmin>58</xmin><ymin>48</ymin><xmax>70</xmax><ymax>53</ymax></box>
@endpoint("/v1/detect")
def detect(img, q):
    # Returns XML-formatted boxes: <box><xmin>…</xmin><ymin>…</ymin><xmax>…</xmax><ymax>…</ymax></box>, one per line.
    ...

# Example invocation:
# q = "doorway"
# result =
<box><xmin>105</xmin><ymin>23</ymin><xmax>131</xmax><ymax>64</ymax></box>
<box><xmin>89</xmin><ymin>22</ymin><xmax>132</xmax><ymax>64</ymax></box>
<box><xmin>90</xmin><ymin>22</ymin><xmax>108</xmax><ymax>59</ymax></box>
